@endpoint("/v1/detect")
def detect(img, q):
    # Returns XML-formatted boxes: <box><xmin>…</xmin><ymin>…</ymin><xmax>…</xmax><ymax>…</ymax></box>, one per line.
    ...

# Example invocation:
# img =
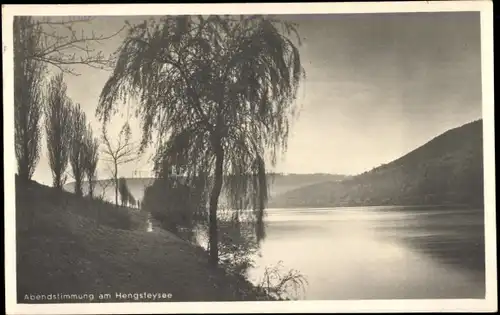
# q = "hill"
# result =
<box><xmin>267</xmin><ymin>173</ymin><xmax>347</xmax><ymax>197</ymax></box>
<box><xmin>63</xmin><ymin>178</ymin><xmax>155</xmax><ymax>204</ymax></box>
<box><xmin>269</xmin><ymin>120</ymin><xmax>484</xmax><ymax>208</ymax></box>
<box><xmin>64</xmin><ymin>173</ymin><xmax>347</xmax><ymax>204</ymax></box>
<box><xmin>16</xmin><ymin>176</ymin><xmax>270</xmax><ymax>303</ymax></box>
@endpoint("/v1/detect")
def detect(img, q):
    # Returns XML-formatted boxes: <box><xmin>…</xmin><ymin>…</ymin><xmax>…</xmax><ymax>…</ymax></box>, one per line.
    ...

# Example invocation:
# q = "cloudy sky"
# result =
<box><xmin>30</xmin><ymin>12</ymin><xmax>482</xmax><ymax>186</ymax></box>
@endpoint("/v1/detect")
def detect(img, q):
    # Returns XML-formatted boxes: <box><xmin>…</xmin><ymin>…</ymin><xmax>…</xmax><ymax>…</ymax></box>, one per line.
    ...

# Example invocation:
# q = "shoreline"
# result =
<box><xmin>16</xmin><ymin>178</ymin><xmax>273</xmax><ymax>304</ymax></box>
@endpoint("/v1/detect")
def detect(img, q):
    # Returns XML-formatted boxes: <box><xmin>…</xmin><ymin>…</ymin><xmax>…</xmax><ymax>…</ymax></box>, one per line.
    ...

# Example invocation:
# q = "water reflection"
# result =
<box><xmin>248</xmin><ymin>207</ymin><xmax>485</xmax><ymax>300</ymax></box>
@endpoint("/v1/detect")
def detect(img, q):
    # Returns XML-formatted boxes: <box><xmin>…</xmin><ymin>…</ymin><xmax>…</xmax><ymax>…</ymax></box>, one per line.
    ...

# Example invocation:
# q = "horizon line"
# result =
<box><xmin>58</xmin><ymin>117</ymin><xmax>482</xmax><ymax>188</ymax></box>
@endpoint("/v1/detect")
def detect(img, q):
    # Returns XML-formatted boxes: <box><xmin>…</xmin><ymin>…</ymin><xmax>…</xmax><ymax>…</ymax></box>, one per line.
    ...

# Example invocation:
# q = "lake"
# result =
<box><xmin>246</xmin><ymin>206</ymin><xmax>485</xmax><ymax>300</ymax></box>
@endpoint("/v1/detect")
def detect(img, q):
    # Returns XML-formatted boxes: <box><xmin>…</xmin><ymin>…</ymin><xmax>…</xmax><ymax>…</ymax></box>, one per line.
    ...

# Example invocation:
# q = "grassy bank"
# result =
<box><xmin>15</xmin><ymin>177</ymin><xmax>270</xmax><ymax>303</ymax></box>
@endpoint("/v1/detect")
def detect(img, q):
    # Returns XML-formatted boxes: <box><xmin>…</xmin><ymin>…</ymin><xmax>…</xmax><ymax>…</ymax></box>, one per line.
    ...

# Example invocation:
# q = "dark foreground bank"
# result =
<box><xmin>15</xmin><ymin>177</ymin><xmax>271</xmax><ymax>303</ymax></box>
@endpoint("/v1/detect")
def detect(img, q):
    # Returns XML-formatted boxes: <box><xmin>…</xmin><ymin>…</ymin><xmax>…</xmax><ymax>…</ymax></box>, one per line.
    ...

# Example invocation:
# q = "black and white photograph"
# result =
<box><xmin>3</xmin><ymin>2</ymin><xmax>496</xmax><ymax>314</ymax></box>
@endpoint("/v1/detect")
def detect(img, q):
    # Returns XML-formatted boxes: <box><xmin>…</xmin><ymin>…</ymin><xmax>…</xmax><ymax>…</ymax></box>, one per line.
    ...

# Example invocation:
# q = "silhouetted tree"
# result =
<box><xmin>96</xmin><ymin>177</ymin><xmax>113</xmax><ymax>203</ymax></box>
<box><xmin>69</xmin><ymin>104</ymin><xmax>87</xmax><ymax>197</ymax></box>
<box><xmin>118</xmin><ymin>177</ymin><xmax>129</xmax><ymax>206</ymax></box>
<box><xmin>14</xmin><ymin>15</ymin><xmax>124</xmax><ymax>180</ymax></box>
<box><xmin>44</xmin><ymin>73</ymin><xmax>73</xmax><ymax>189</ymax></box>
<box><xmin>83</xmin><ymin>124</ymin><xmax>100</xmax><ymax>197</ymax></box>
<box><xmin>14</xmin><ymin>17</ymin><xmax>46</xmax><ymax>182</ymax></box>
<box><xmin>217</xmin><ymin>209</ymin><xmax>260</xmax><ymax>276</ymax></box>
<box><xmin>98</xmin><ymin>15</ymin><xmax>305</xmax><ymax>267</ymax></box>
<box><xmin>101</xmin><ymin>123</ymin><xmax>138</xmax><ymax>206</ymax></box>
<box><xmin>118</xmin><ymin>177</ymin><xmax>136</xmax><ymax>207</ymax></box>
<box><xmin>128</xmin><ymin>193</ymin><xmax>136</xmax><ymax>208</ymax></box>
<box><xmin>142</xmin><ymin>173</ymin><xmax>206</xmax><ymax>242</ymax></box>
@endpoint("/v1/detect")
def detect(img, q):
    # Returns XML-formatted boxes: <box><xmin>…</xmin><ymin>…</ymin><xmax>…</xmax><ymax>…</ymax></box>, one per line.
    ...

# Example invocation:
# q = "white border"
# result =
<box><xmin>2</xmin><ymin>2</ymin><xmax>496</xmax><ymax>314</ymax></box>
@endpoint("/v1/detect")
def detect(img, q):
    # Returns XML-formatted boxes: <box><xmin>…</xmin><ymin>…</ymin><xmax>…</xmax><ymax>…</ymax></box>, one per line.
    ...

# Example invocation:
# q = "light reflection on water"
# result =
<box><xmin>247</xmin><ymin>206</ymin><xmax>485</xmax><ymax>300</ymax></box>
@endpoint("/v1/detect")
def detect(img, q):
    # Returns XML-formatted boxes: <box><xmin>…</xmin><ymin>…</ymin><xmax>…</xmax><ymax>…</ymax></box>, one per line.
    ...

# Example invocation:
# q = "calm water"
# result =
<box><xmin>246</xmin><ymin>206</ymin><xmax>485</xmax><ymax>300</ymax></box>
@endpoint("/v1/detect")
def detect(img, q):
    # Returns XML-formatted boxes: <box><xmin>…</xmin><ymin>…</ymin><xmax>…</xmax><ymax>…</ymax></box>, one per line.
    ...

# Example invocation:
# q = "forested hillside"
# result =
<box><xmin>269</xmin><ymin>120</ymin><xmax>484</xmax><ymax>208</ymax></box>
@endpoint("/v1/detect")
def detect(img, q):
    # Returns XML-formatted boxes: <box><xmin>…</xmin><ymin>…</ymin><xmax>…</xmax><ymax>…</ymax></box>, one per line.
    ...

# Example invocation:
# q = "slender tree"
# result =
<box><xmin>83</xmin><ymin>124</ymin><xmax>100</xmax><ymax>197</ymax></box>
<box><xmin>69</xmin><ymin>104</ymin><xmax>87</xmax><ymax>197</ymax></box>
<box><xmin>14</xmin><ymin>15</ymin><xmax>124</xmax><ymax>184</ymax></box>
<box><xmin>97</xmin><ymin>15</ymin><xmax>305</xmax><ymax>267</ymax></box>
<box><xmin>45</xmin><ymin>73</ymin><xmax>73</xmax><ymax>189</ymax></box>
<box><xmin>118</xmin><ymin>177</ymin><xmax>128</xmax><ymax>206</ymax></box>
<box><xmin>101</xmin><ymin>123</ymin><xmax>139</xmax><ymax>206</ymax></box>
<box><xmin>128</xmin><ymin>192</ymin><xmax>136</xmax><ymax>208</ymax></box>
<box><xmin>118</xmin><ymin>177</ymin><xmax>136</xmax><ymax>207</ymax></box>
<box><xmin>14</xmin><ymin>17</ymin><xmax>46</xmax><ymax>181</ymax></box>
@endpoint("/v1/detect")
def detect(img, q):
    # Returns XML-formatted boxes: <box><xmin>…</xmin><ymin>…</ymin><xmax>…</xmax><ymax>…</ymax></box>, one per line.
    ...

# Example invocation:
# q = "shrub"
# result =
<box><xmin>257</xmin><ymin>261</ymin><xmax>309</xmax><ymax>300</ymax></box>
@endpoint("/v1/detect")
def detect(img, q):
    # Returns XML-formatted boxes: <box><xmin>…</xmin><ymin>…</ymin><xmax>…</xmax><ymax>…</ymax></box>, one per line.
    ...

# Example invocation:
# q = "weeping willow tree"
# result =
<box><xmin>97</xmin><ymin>15</ymin><xmax>305</xmax><ymax>267</ymax></box>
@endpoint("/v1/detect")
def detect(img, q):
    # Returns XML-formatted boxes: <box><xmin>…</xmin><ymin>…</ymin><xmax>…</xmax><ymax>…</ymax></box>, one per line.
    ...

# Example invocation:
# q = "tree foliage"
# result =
<box><xmin>216</xmin><ymin>209</ymin><xmax>260</xmax><ymax>277</ymax></box>
<box><xmin>82</xmin><ymin>124</ymin><xmax>100</xmax><ymax>197</ymax></box>
<box><xmin>98</xmin><ymin>15</ymin><xmax>305</xmax><ymax>266</ymax></box>
<box><xmin>14</xmin><ymin>15</ymin><xmax>123</xmax><ymax>183</ymax></box>
<box><xmin>142</xmin><ymin>170</ymin><xmax>208</xmax><ymax>242</ymax></box>
<box><xmin>143</xmin><ymin>176</ymin><xmax>260</xmax><ymax>275</ymax></box>
<box><xmin>14</xmin><ymin>17</ymin><xmax>46</xmax><ymax>181</ymax></box>
<box><xmin>44</xmin><ymin>73</ymin><xmax>73</xmax><ymax>189</ymax></box>
<box><xmin>69</xmin><ymin>104</ymin><xmax>87</xmax><ymax>197</ymax></box>
<box><xmin>118</xmin><ymin>177</ymin><xmax>135</xmax><ymax>207</ymax></box>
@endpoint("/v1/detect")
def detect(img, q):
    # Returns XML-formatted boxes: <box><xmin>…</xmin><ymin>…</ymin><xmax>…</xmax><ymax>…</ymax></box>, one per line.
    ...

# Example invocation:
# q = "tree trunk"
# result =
<box><xmin>208</xmin><ymin>144</ymin><xmax>224</xmax><ymax>268</ymax></box>
<box><xmin>114</xmin><ymin>163</ymin><xmax>118</xmax><ymax>206</ymax></box>
<box><xmin>88</xmin><ymin>175</ymin><xmax>94</xmax><ymax>198</ymax></box>
<box><xmin>53</xmin><ymin>169</ymin><xmax>61</xmax><ymax>190</ymax></box>
<box><xmin>20</xmin><ymin>137</ymin><xmax>30</xmax><ymax>182</ymax></box>
<box><xmin>75</xmin><ymin>170</ymin><xmax>82</xmax><ymax>197</ymax></box>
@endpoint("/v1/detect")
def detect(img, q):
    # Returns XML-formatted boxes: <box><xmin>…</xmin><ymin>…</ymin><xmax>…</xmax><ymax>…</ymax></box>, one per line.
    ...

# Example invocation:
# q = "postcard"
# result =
<box><xmin>3</xmin><ymin>2</ymin><xmax>496</xmax><ymax>314</ymax></box>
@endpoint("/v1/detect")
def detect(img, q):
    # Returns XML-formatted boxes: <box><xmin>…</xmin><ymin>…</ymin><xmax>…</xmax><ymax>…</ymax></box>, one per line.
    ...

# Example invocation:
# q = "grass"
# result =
<box><xmin>15</xmin><ymin>177</ymin><xmax>270</xmax><ymax>303</ymax></box>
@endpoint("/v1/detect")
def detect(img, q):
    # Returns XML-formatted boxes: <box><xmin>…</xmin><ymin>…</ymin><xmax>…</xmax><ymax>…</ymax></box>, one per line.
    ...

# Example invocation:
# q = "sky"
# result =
<box><xmin>30</xmin><ymin>12</ymin><xmax>482</xmax><ymax>186</ymax></box>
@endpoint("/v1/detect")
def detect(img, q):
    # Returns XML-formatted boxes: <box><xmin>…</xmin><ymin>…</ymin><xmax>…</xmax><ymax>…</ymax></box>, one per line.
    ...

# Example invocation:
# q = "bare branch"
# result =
<box><xmin>99</xmin><ymin>123</ymin><xmax>139</xmax><ymax>205</ymax></box>
<box><xmin>15</xmin><ymin>16</ymin><xmax>126</xmax><ymax>76</ymax></box>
